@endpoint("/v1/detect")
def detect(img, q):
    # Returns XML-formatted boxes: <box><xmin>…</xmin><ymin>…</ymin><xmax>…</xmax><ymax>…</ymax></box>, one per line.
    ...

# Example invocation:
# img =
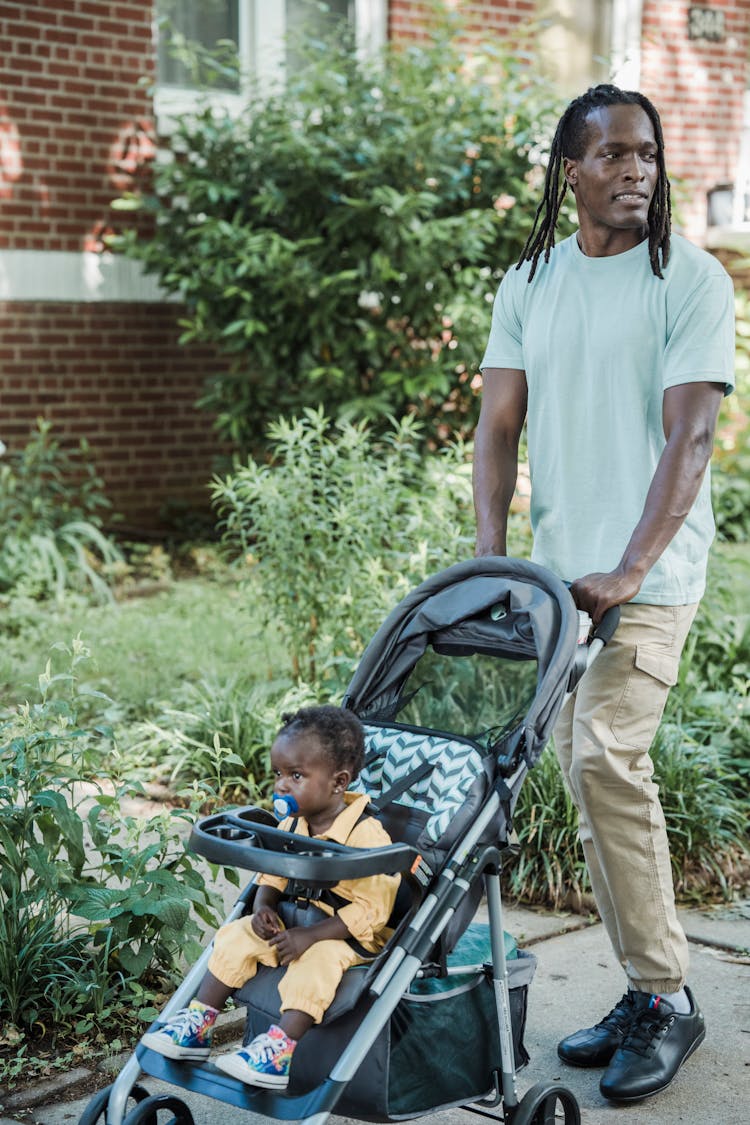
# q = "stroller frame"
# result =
<box><xmin>103</xmin><ymin>776</ymin><xmax>525</xmax><ymax>1125</ymax></box>
<box><xmin>90</xmin><ymin>558</ymin><xmax>617</xmax><ymax>1125</ymax></box>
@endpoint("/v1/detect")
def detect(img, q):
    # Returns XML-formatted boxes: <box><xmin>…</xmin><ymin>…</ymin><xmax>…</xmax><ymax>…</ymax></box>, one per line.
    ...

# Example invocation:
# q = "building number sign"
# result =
<box><xmin>687</xmin><ymin>7</ymin><xmax>726</xmax><ymax>41</ymax></box>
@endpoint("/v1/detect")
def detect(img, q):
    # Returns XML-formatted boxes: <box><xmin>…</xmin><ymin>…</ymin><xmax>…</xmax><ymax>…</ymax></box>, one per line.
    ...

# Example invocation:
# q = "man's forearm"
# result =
<box><xmin>473</xmin><ymin>429</ymin><xmax>520</xmax><ymax>556</ymax></box>
<box><xmin>618</xmin><ymin>430</ymin><xmax>714</xmax><ymax>584</ymax></box>
<box><xmin>571</xmin><ymin>382</ymin><xmax>724</xmax><ymax>620</ymax></box>
<box><xmin>472</xmin><ymin>367</ymin><xmax>528</xmax><ymax>556</ymax></box>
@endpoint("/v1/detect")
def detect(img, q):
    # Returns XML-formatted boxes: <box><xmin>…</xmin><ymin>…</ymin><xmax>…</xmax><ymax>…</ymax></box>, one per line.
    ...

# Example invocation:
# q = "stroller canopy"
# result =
<box><xmin>342</xmin><ymin>557</ymin><xmax>579</xmax><ymax>767</ymax></box>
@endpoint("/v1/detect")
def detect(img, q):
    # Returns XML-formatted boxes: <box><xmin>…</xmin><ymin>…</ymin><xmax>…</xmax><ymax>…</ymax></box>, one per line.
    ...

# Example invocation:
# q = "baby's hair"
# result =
<box><xmin>277</xmin><ymin>705</ymin><xmax>365</xmax><ymax>780</ymax></box>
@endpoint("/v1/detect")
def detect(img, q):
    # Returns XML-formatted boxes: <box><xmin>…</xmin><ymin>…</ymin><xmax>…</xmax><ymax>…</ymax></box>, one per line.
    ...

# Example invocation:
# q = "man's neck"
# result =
<box><xmin>576</xmin><ymin>225</ymin><xmax>648</xmax><ymax>258</ymax></box>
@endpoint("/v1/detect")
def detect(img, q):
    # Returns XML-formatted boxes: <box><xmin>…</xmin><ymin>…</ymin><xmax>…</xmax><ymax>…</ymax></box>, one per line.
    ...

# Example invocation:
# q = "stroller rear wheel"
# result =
<box><xmin>78</xmin><ymin>1083</ymin><xmax>152</xmax><ymax>1125</ymax></box>
<box><xmin>511</xmin><ymin>1081</ymin><xmax>580</xmax><ymax>1125</ymax></box>
<box><xmin>122</xmin><ymin>1093</ymin><xmax>195</xmax><ymax>1125</ymax></box>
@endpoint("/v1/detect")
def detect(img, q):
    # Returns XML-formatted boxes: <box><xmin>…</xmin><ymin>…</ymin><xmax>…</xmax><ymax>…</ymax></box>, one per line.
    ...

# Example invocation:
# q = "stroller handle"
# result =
<box><xmin>189</xmin><ymin>806</ymin><xmax>420</xmax><ymax>884</ymax></box>
<box><xmin>592</xmin><ymin>604</ymin><xmax>620</xmax><ymax>646</ymax></box>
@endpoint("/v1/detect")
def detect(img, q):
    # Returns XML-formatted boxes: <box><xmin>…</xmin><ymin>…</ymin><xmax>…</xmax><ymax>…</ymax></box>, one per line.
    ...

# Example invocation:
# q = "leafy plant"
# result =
<box><xmin>505</xmin><ymin>745</ymin><xmax>590</xmax><ymax>911</ymax></box>
<box><xmin>651</xmin><ymin>720</ymin><xmax>748</xmax><ymax>899</ymax></box>
<box><xmin>0</xmin><ymin>639</ymin><xmax>221</xmax><ymax>1045</ymax></box>
<box><xmin>125</xmin><ymin>676</ymin><xmax>318</xmax><ymax>797</ymax></box>
<box><xmin>712</xmin><ymin>288</ymin><xmax>750</xmax><ymax>541</ymax></box>
<box><xmin>0</xmin><ymin>419</ymin><xmax>122</xmax><ymax>602</ymax></box>
<box><xmin>212</xmin><ymin>409</ymin><xmax>474</xmax><ymax>690</ymax></box>
<box><xmin>113</xmin><ymin>22</ymin><xmax>570</xmax><ymax>450</ymax></box>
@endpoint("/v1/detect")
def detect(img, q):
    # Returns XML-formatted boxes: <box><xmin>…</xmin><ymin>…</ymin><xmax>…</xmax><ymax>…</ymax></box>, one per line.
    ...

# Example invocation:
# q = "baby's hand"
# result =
<box><xmin>268</xmin><ymin>926</ymin><xmax>315</xmax><ymax>966</ymax></box>
<box><xmin>252</xmin><ymin>907</ymin><xmax>284</xmax><ymax>940</ymax></box>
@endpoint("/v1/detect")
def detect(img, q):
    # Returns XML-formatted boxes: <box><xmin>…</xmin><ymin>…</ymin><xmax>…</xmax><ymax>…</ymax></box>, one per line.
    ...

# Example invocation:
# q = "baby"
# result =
<box><xmin>142</xmin><ymin>705</ymin><xmax>398</xmax><ymax>1089</ymax></box>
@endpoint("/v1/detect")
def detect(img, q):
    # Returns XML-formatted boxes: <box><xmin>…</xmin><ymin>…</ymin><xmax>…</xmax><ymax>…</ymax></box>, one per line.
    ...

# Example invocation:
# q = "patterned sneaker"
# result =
<box><xmin>141</xmin><ymin>1000</ymin><xmax>218</xmax><ymax>1060</ymax></box>
<box><xmin>214</xmin><ymin>1024</ymin><xmax>296</xmax><ymax>1088</ymax></box>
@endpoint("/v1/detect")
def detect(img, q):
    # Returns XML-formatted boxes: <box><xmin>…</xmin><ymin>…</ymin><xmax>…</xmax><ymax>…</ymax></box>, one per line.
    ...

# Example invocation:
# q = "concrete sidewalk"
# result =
<box><xmin>2</xmin><ymin>902</ymin><xmax>748</xmax><ymax>1125</ymax></box>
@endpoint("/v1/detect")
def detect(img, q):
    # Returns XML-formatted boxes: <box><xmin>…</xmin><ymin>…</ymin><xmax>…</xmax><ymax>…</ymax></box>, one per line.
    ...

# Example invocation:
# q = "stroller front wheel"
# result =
<box><xmin>122</xmin><ymin>1093</ymin><xmax>195</xmax><ymax>1125</ymax></box>
<box><xmin>78</xmin><ymin>1083</ymin><xmax>153</xmax><ymax>1125</ymax></box>
<box><xmin>510</xmin><ymin>1081</ymin><xmax>580</xmax><ymax>1125</ymax></box>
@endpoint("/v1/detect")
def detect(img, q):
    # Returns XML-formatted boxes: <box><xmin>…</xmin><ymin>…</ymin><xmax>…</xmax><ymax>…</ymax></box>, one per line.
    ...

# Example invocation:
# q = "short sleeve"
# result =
<box><xmin>664</xmin><ymin>271</ymin><xmax>735</xmax><ymax>395</ymax></box>
<box><xmin>480</xmin><ymin>269</ymin><xmax>526</xmax><ymax>371</ymax></box>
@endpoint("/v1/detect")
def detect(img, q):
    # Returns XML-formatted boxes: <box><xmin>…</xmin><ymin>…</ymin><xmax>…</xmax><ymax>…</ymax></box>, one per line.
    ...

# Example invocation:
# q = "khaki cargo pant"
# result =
<box><xmin>553</xmin><ymin>602</ymin><xmax>698</xmax><ymax>994</ymax></box>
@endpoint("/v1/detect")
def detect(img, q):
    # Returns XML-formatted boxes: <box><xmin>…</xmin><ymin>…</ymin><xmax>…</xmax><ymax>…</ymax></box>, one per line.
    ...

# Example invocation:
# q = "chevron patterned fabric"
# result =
<box><xmin>351</xmin><ymin>724</ymin><xmax>486</xmax><ymax>843</ymax></box>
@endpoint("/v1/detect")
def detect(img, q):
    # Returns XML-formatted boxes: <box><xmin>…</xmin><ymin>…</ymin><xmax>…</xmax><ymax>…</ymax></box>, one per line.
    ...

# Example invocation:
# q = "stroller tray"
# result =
<box><xmin>189</xmin><ymin>806</ymin><xmax>420</xmax><ymax>884</ymax></box>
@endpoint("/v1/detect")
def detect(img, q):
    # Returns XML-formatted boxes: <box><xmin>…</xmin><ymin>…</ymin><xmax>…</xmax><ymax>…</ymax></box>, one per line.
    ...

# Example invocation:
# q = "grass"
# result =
<box><xmin>0</xmin><ymin>572</ymin><xmax>286</xmax><ymax>722</ymax></box>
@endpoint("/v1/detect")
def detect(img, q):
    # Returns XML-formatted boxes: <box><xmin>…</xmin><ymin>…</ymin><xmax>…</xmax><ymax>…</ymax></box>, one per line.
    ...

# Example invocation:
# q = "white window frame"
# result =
<box><xmin>609</xmin><ymin>0</ymin><xmax>643</xmax><ymax>89</ymax></box>
<box><xmin>153</xmin><ymin>0</ymin><xmax>387</xmax><ymax>134</ymax></box>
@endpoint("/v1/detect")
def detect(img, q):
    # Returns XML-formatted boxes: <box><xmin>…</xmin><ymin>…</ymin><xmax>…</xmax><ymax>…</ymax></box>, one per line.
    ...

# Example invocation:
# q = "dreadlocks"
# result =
<box><xmin>518</xmin><ymin>84</ymin><xmax>671</xmax><ymax>282</ymax></box>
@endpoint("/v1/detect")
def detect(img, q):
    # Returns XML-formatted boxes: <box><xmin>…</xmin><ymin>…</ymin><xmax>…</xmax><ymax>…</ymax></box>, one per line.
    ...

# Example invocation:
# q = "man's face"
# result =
<box><xmin>563</xmin><ymin>104</ymin><xmax>659</xmax><ymax>237</ymax></box>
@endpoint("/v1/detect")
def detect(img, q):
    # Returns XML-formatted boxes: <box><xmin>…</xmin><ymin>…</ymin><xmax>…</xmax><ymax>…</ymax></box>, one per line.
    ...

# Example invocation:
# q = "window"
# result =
<box><xmin>533</xmin><ymin>0</ymin><xmax>643</xmax><ymax>95</ymax></box>
<box><xmin>154</xmin><ymin>0</ymin><xmax>386</xmax><ymax>129</ymax></box>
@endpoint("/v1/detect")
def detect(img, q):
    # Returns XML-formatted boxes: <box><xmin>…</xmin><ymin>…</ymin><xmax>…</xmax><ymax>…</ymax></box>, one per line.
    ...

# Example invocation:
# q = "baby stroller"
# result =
<box><xmin>82</xmin><ymin>557</ymin><xmax>617</xmax><ymax>1125</ymax></box>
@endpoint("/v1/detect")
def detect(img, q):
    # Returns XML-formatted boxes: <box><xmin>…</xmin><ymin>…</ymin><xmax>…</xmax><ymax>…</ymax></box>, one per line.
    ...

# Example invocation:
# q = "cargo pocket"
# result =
<box><xmin>610</xmin><ymin>645</ymin><xmax>680</xmax><ymax>749</ymax></box>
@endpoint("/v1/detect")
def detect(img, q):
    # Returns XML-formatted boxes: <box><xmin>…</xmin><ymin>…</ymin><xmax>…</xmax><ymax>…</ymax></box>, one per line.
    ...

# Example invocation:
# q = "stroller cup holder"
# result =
<box><xmin>189</xmin><ymin>806</ymin><xmax>421</xmax><ymax>887</ymax></box>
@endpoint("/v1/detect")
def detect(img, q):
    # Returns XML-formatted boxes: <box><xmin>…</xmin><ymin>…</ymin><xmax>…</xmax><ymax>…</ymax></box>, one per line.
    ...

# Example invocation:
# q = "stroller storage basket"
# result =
<box><xmin>242</xmin><ymin>935</ymin><xmax>536</xmax><ymax>1123</ymax></box>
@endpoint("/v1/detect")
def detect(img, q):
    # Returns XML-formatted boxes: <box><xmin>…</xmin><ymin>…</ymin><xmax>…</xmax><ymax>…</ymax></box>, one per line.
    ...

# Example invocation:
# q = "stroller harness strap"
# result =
<box><xmin>283</xmin><ymin>804</ymin><xmax>389</xmax><ymax>960</ymax></box>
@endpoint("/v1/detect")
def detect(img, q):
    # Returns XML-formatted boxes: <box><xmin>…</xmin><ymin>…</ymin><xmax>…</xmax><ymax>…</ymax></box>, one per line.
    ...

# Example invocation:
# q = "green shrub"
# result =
<box><xmin>713</xmin><ymin>288</ymin><xmax>750</xmax><ymax>542</ymax></box>
<box><xmin>212</xmin><ymin>409</ymin><xmax>475</xmax><ymax>690</ymax></box>
<box><xmin>0</xmin><ymin>419</ymin><xmax>121</xmax><ymax>602</ymax></box>
<box><xmin>126</xmin><ymin>676</ymin><xmax>318</xmax><ymax>797</ymax></box>
<box><xmin>506</xmin><ymin>722</ymin><xmax>748</xmax><ymax>911</ymax></box>
<box><xmin>114</xmin><ymin>25</ymin><xmax>569</xmax><ymax>450</ymax></box>
<box><xmin>651</xmin><ymin>719</ymin><xmax>748</xmax><ymax>899</ymax></box>
<box><xmin>0</xmin><ymin>639</ymin><xmax>220</xmax><ymax>1046</ymax></box>
<box><xmin>505</xmin><ymin>745</ymin><xmax>589</xmax><ymax>910</ymax></box>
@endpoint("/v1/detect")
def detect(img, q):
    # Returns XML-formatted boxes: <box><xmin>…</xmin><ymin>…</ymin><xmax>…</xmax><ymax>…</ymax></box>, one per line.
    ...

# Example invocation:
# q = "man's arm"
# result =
<box><xmin>473</xmin><ymin>367</ymin><xmax>528</xmax><ymax>556</ymax></box>
<box><xmin>571</xmin><ymin>380</ymin><xmax>725</xmax><ymax>621</ymax></box>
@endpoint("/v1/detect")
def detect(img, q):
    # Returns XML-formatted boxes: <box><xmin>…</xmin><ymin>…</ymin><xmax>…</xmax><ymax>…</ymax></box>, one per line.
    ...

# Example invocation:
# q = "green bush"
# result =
<box><xmin>212</xmin><ymin>409</ymin><xmax>475</xmax><ymax>689</ymax></box>
<box><xmin>0</xmin><ymin>639</ymin><xmax>220</xmax><ymax>1047</ymax></box>
<box><xmin>114</xmin><ymin>25</ymin><xmax>569</xmax><ymax>450</ymax></box>
<box><xmin>713</xmin><ymin>288</ymin><xmax>750</xmax><ymax>542</ymax></box>
<box><xmin>0</xmin><ymin>419</ymin><xmax>121</xmax><ymax>602</ymax></box>
<box><xmin>126</xmin><ymin>676</ymin><xmax>318</xmax><ymax>798</ymax></box>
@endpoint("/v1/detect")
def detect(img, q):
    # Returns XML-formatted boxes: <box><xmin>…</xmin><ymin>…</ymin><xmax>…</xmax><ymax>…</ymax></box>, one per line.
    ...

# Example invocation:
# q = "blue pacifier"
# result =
<box><xmin>272</xmin><ymin>793</ymin><xmax>299</xmax><ymax>820</ymax></box>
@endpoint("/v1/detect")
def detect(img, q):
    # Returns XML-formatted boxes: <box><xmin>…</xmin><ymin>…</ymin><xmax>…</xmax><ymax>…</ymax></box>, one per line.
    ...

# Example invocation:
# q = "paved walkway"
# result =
<box><xmin>2</xmin><ymin>901</ymin><xmax>747</xmax><ymax>1125</ymax></box>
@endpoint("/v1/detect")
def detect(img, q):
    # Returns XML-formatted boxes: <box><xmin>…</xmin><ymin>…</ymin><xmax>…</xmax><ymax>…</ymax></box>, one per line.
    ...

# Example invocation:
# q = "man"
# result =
<box><xmin>473</xmin><ymin>84</ymin><xmax>734</xmax><ymax>1103</ymax></box>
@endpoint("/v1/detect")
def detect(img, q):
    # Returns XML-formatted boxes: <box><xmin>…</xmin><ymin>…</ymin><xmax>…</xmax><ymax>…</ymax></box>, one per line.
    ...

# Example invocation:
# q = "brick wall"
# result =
<box><xmin>640</xmin><ymin>0</ymin><xmax>750</xmax><ymax>239</ymax></box>
<box><xmin>0</xmin><ymin>300</ymin><xmax>230</xmax><ymax>533</ymax></box>
<box><xmin>0</xmin><ymin>1</ymin><xmax>230</xmax><ymax>533</ymax></box>
<box><xmin>388</xmin><ymin>0</ymin><xmax>534</xmax><ymax>40</ymax></box>
<box><xmin>0</xmin><ymin>0</ymin><xmax>154</xmax><ymax>253</ymax></box>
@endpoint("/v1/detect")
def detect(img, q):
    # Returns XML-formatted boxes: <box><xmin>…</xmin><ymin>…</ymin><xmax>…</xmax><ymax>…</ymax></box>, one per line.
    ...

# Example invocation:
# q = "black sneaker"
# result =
<box><xmin>557</xmin><ymin>990</ymin><xmax>638</xmax><ymax>1067</ymax></box>
<box><xmin>600</xmin><ymin>987</ymin><xmax>705</xmax><ymax>1102</ymax></box>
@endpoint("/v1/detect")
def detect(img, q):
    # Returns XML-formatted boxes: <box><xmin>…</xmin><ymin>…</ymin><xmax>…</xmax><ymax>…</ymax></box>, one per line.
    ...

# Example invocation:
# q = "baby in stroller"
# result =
<box><xmin>141</xmin><ymin>705</ymin><xmax>399</xmax><ymax>1090</ymax></box>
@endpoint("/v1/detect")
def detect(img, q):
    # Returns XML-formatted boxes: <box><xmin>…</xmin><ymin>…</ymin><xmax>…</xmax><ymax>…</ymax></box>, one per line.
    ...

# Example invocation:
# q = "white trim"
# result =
<box><xmin>0</xmin><ymin>250</ymin><xmax>171</xmax><ymax>303</ymax></box>
<box><xmin>705</xmin><ymin>225</ymin><xmax>750</xmax><ymax>251</ymax></box>
<box><xmin>610</xmin><ymin>0</ymin><xmax>643</xmax><ymax>88</ymax></box>
<box><xmin>355</xmin><ymin>0</ymin><xmax>387</xmax><ymax>58</ymax></box>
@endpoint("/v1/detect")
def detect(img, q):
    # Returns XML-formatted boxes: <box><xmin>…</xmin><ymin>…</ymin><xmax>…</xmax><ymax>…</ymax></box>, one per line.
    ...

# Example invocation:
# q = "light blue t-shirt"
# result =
<box><xmin>480</xmin><ymin>233</ymin><xmax>735</xmax><ymax>605</ymax></box>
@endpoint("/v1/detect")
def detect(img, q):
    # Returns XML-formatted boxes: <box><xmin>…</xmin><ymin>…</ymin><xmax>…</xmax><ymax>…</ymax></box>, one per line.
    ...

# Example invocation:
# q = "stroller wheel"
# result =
<box><xmin>511</xmin><ymin>1081</ymin><xmax>580</xmax><ymax>1125</ymax></box>
<box><xmin>122</xmin><ymin>1093</ymin><xmax>195</xmax><ymax>1125</ymax></box>
<box><xmin>78</xmin><ymin>1083</ymin><xmax>151</xmax><ymax>1125</ymax></box>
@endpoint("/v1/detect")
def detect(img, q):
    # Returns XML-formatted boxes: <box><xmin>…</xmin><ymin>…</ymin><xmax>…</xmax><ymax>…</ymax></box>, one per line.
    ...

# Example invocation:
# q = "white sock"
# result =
<box><xmin>655</xmin><ymin>987</ymin><xmax>691</xmax><ymax>1014</ymax></box>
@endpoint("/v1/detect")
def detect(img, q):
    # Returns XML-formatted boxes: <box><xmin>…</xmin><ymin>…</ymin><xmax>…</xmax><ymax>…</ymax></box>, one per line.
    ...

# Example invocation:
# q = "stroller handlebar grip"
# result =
<box><xmin>592</xmin><ymin>604</ymin><xmax>620</xmax><ymax>646</ymax></box>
